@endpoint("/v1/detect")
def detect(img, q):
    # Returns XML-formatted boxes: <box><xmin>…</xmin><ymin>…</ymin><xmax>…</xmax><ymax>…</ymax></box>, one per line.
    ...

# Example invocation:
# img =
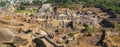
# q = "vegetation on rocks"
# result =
<box><xmin>0</xmin><ymin>1</ymin><xmax>6</xmax><ymax>7</ymax></box>
<box><xmin>7</xmin><ymin>45</ymin><xmax>13</xmax><ymax>47</ymax></box>
<box><xmin>20</xmin><ymin>2</ymin><xmax>31</xmax><ymax>6</ymax></box>
<box><xmin>32</xmin><ymin>0</ymin><xmax>42</xmax><ymax>5</ymax></box>
<box><xmin>47</xmin><ymin>0</ymin><xmax>120</xmax><ymax>15</ymax></box>
<box><xmin>115</xmin><ymin>24</ymin><xmax>120</xmax><ymax>28</ymax></box>
<box><xmin>80</xmin><ymin>0</ymin><xmax>120</xmax><ymax>15</ymax></box>
<box><xmin>15</xmin><ymin>9</ymin><xmax>37</xmax><ymax>13</ymax></box>
<box><xmin>16</xmin><ymin>2</ymin><xmax>38</xmax><ymax>13</ymax></box>
<box><xmin>68</xmin><ymin>33</ymin><xmax>75</xmax><ymax>37</ymax></box>
<box><xmin>17</xmin><ymin>5</ymin><xmax>25</xmax><ymax>10</ymax></box>
<box><xmin>85</xmin><ymin>25</ymin><xmax>91</xmax><ymax>32</ymax></box>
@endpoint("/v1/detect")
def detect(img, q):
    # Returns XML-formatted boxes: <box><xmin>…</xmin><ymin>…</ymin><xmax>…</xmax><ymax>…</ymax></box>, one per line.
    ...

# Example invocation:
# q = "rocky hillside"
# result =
<box><xmin>0</xmin><ymin>1</ymin><xmax>120</xmax><ymax>47</ymax></box>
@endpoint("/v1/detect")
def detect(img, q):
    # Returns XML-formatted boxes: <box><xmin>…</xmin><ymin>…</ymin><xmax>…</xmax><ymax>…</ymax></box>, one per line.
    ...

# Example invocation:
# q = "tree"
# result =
<box><xmin>17</xmin><ymin>5</ymin><xmax>25</xmax><ymax>10</ymax></box>
<box><xmin>33</xmin><ymin>0</ymin><xmax>42</xmax><ymax>5</ymax></box>
<box><xmin>0</xmin><ymin>1</ymin><xmax>6</xmax><ymax>7</ymax></box>
<box><xmin>53</xmin><ymin>6</ymin><xmax>57</xmax><ymax>15</ymax></box>
<box><xmin>21</xmin><ymin>2</ymin><xmax>30</xmax><ymax>6</ymax></box>
<box><xmin>46</xmin><ymin>0</ymin><xmax>55</xmax><ymax>4</ymax></box>
<box><xmin>79</xmin><ymin>0</ymin><xmax>120</xmax><ymax>15</ymax></box>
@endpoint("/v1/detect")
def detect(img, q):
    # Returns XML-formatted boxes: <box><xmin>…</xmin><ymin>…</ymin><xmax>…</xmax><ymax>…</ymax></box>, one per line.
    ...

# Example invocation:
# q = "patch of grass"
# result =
<box><xmin>69</xmin><ymin>5</ymin><xmax>79</xmax><ymax>10</ymax></box>
<box><xmin>115</xmin><ymin>24</ymin><xmax>120</xmax><ymax>28</ymax></box>
<box><xmin>58</xmin><ymin>41</ymin><xmax>66</xmax><ymax>44</ymax></box>
<box><xmin>15</xmin><ymin>9</ymin><xmax>37</xmax><ymax>13</ymax></box>
<box><xmin>7</xmin><ymin>45</ymin><xmax>13</xmax><ymax>47</ymax></box>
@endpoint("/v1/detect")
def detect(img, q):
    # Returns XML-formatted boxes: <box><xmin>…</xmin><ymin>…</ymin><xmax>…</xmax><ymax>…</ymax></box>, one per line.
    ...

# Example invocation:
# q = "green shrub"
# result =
<box><xmin>69</xmin><ymin>5</ymin><xmax>78</xmax><ymax>10</ymax></box>
<box><xmin>0</xmin><ymin>1</ymin><xmax>6</xmax><ymax>7</ymax></box>
<box><xmin>85</xmin><ymin>25</ymin><xmax>91</xmax><ymax>32</ymax></box>
<box><xmin>33</xmin><ymin>0</ymin><xmax>42</xmax><ymax>5</ymax></box>
<box><xmin>68</xmin><ymin>33</ymin><xmax>75</xmax><ymax>37</ymax></box>
<box><xmin>59</xmin><ymin>3</ymin><xmax>70</xmax><ymax>8</ymax></box>
<box><xmin>7</xmin><ymin>45</ymin><xmax>13</xmax><ymax>47</ymax></box>
<box><xmin>17</xmin><ymin>5</ymin><xmax>25</xmax><ymax>10</ymax></box>
<box><xmin>115</xmin><ymin>24</ymin><xmax>120</xmax><ymax>28</ymax></box>
<box><xmin>21</xmin><ymin>2</ymin><xmax>30</xmax><ymax>6</ymax></box>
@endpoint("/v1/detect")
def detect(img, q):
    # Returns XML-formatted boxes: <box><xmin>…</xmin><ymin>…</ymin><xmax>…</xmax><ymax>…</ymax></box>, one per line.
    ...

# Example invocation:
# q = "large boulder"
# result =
<box><xmin>0</xmin><ymin>28</ymin><xmax>15</xmax><ymax>43</ymax></box>
<box><xmin>39</xmin><ymin>30</ymin><xmax>48</xmax><ymax>36</ymax></box>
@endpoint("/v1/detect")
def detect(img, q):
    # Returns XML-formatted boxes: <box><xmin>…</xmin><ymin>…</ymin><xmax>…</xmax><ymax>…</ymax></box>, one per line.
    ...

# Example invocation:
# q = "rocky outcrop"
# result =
<box><xmin>33</xmin><ymin>38</ymin><xmax>47</xmax><ymax>47</ymax></box>
<box><xmin>0</xmin><ymin>28</ymin><xmax>15</xmax><ymax>43</ymax></box>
